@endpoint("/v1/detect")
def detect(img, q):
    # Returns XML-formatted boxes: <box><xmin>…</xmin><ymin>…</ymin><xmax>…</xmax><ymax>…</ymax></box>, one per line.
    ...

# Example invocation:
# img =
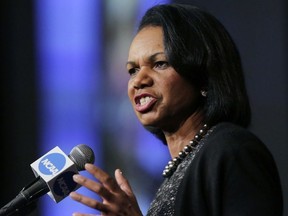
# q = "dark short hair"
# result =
<box><xmin>138</xmin><ymin>4</ymin><xmax>251</xmax><ymax>143</ymax></box>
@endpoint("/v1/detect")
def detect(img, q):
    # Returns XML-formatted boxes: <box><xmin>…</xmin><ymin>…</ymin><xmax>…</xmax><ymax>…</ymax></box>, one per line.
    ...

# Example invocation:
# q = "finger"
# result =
<box><xmin>114</xmin><ymin>169</ymin><xmax>134</xmax><ymax>197</ymax></box>
<box><xmin>73</xmin><ymin>174</ymin><xmax>111</xmax><ymax>200</ymax></box>
<box><xmin>70</xmin><ymin>191</ymin><xmax>108</xmax><ymax>213</ymax></box>
<box><xmin>85</xmin><ymin>164</ymin><xmax>121</xmax><ymax>193</ymax></box>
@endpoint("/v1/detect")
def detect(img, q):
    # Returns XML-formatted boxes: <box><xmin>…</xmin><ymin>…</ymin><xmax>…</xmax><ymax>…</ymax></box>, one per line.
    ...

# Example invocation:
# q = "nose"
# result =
<box><xmin>132</xmin><ymin>67</ymin><xmax>153</xmax><ymax>89</ymax></box>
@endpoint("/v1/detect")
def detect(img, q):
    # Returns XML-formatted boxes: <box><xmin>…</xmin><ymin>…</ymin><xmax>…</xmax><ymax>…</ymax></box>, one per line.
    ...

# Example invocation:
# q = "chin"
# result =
<box><xmin>138</xmin><ymin>115</ymin><xmax>158</xmax><ymax>125</ymax></box>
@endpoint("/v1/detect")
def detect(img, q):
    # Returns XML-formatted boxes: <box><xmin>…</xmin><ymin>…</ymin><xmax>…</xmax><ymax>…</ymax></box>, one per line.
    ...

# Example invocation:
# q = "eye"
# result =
<box><xmin>127</xmin><ymin>67</ymin><xmax>139</xmax><ymax>76</ymax></box>
<box><xmin>154</xmin><ymin>61</ymin><xmax>169</xmax><ymax>69</ymax></box>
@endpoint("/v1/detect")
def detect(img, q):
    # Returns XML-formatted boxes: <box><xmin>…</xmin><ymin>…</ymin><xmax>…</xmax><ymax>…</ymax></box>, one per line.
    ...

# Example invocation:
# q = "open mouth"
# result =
<box><xmin>138</xmin><ymin>96</ymin><xmax>153</xmax><ymax>106</ymax></box>
<box><xmin>134</xmin><ymin>95</ymin><xmax>157</xmax><ymax>112</ymax></box>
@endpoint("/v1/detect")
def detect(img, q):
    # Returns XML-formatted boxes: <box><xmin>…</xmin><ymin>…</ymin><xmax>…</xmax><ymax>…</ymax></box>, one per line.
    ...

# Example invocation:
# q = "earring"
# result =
<box><xmin>201</xmin><ymin>90</ymin><xmax>207</xmax><ymax>97</ymax></box>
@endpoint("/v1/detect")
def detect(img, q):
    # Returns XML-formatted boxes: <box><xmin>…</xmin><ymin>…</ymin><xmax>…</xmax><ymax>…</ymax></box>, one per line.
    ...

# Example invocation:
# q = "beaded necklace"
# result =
<box><xmin>162</xmin><ymin>124</ymin><xmax>209</xmax><ymax>178</ymax></box>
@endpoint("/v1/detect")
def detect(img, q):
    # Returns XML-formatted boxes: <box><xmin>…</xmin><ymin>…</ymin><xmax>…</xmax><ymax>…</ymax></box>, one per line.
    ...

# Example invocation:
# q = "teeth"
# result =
<box><xmin>139</xmin><ymin>96</ymin><xmax>152</xmax><ymax>106</ymax></box>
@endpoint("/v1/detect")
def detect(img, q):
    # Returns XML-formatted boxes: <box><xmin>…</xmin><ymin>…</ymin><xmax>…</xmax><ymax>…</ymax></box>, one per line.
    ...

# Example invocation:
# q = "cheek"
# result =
<box><xmin>165</xmin><ymin>80</ymin><xmax>197</xmax><ymax>105</ymax></box>
<box><xmin>127</xmin><ymin>81</ymin><xmax>134</xmax><ymax>102</ymax></box>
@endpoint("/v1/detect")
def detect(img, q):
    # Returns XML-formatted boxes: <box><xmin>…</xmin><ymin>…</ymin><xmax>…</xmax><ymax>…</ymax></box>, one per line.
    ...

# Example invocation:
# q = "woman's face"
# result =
<box><xmin>127</xmin><ymin>26</ymin><xmax>200</xmax><ymax>131</ymax></box>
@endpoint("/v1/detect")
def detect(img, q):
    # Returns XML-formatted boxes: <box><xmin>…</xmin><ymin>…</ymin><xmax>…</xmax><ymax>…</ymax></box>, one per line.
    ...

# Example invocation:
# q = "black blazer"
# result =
<box><xmin>175</xmin><ymin>123</ymin><xmax>283</xmax><ymax>216</ymax></box>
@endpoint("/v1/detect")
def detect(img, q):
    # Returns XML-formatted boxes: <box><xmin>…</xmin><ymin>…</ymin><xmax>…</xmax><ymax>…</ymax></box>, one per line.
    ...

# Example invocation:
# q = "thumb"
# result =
<box><xmin>115</xmin><ymin>169</ymin><xmax>143</xmax><ymax>215</ymax></box>
<box><xmin>115</xmin><ymin>169</ymin><xmax>134</xmax><ymax>197</ymax></box>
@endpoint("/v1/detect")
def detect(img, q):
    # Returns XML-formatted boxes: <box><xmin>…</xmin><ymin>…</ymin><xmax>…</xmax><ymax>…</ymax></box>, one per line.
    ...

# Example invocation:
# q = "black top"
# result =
<box><xmin>148</xmin><ymin>122</ymin><xmax>283</xmax><ymax>216</ymax></box>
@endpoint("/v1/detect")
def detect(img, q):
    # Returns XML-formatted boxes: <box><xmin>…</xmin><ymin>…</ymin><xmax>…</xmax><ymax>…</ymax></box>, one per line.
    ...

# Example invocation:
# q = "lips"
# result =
<box><xmin>134</xmin><ymin>93</ymin><xmax>157</xmax><ymax>112</ymax></box>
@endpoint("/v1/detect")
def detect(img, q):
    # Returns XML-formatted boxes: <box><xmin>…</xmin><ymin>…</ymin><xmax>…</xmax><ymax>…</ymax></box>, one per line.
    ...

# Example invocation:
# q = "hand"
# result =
<box><xmin>69</xmin><ymin>163</ymin><xmax>143</xmax><ymax>216</ymax></box>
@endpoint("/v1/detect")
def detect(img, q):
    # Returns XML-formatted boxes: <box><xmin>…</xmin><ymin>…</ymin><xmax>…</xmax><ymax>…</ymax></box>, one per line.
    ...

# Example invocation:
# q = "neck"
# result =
<box><xmin>164</xmin><ymin>110</ymin><xmax>205</xmax><ymax>158</ymax></box>
<box><xmin>162</xmin><ymin>122</ymin><xmax>209</xmax><ymax>178</ymax></box>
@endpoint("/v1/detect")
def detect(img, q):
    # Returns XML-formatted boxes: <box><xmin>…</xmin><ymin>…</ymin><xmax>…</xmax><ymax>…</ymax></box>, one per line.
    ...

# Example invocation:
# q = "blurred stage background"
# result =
<box><xmin>1</xmin><ymin>0</ymin><xmax>287</xmax><ymax>215</ymax></box>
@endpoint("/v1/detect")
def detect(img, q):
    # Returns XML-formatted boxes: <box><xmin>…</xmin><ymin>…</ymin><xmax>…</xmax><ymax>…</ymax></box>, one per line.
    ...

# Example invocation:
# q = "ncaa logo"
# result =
<box><xmin>53</xmin><ymin>171</ymin><xmax>78</xmax><ymax>197</ymax></box>
<box><xmin>39</xmin><ymin>153</ymin><xmax>66</xmax><ymax>175</ymax></box>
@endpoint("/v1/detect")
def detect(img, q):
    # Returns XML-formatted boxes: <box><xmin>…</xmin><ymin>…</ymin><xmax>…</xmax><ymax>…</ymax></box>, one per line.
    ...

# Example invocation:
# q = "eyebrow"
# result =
<box><xmin>126</xmin><ymin>52</ymin><xmax>166</xmax><ymax>67</ymax></box>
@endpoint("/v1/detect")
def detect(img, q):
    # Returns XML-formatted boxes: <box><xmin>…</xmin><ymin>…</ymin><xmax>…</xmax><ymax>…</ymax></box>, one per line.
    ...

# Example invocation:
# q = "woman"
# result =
<box><xmin>69</xmin><ymin>4</ymin><xmax>283</xmax><ymax>216</ymax></box>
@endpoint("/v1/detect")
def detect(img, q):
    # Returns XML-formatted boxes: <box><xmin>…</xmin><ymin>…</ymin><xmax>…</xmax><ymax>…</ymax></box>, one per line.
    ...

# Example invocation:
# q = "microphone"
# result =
<box><xmin>0</xmin><ymin>144</ymin><xmax>95</xmax><ymax>216</ymax></box>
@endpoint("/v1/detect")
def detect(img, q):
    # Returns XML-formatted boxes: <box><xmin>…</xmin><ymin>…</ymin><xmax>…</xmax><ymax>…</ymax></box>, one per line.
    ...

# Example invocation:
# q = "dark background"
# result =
<box><xmin>1</xmin><ymin>0</ymin><xmax>287</xmax><ymax>215</ymax></box>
